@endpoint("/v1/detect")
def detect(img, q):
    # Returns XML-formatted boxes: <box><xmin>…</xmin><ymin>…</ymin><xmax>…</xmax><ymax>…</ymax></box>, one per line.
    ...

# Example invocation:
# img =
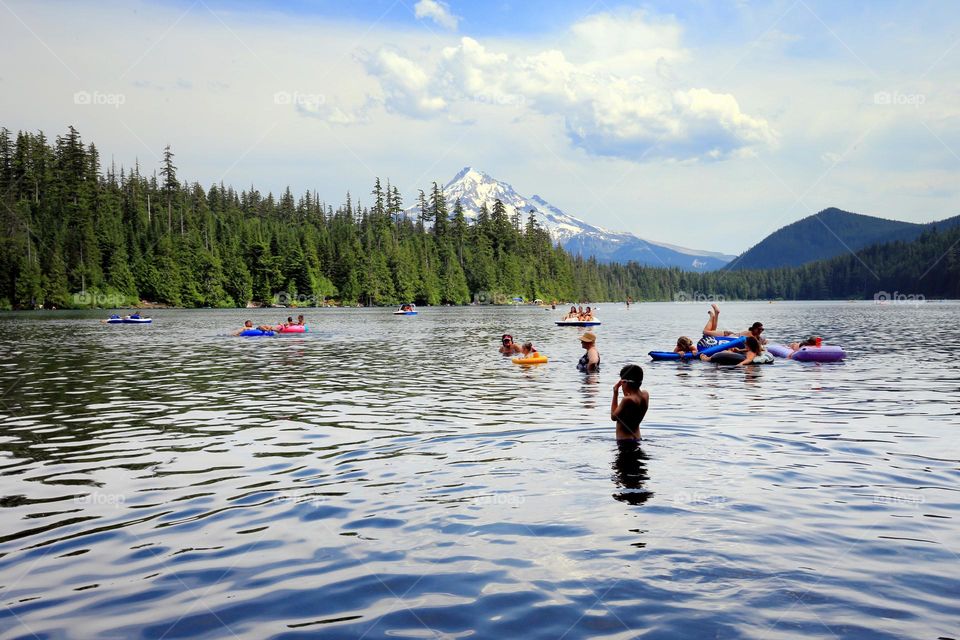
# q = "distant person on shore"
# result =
<box><xmin>577</xmin><ymin>332</ymin><xmax>600</xmax><ymax>372</ymax></box>
<box><xmin>611</xmin><ymin>365</ymin><xmax>649</xmax><ymax>442</ymax></box>
<box><xmin>499</xmin><ymin>334</ymin><xmax>522</xmax><ymax>355</ymax></box>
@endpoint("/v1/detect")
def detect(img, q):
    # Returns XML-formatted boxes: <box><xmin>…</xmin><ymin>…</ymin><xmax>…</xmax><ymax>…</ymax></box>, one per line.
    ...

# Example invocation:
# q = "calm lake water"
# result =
<box><xmin>0</xmin><ymin>302</ymin><xmax>958</xmax><ymax>639</ymax></box>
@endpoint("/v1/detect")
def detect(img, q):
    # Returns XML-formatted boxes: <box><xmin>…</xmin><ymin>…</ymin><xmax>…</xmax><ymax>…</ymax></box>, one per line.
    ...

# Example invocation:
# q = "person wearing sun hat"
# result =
<box><xmin>577</xmin><ymin>331</ymin><xmax>600</xmax><ymax>372</ymax></box>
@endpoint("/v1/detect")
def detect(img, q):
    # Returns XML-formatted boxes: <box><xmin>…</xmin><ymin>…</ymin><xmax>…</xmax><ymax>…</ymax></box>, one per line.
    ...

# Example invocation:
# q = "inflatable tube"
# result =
<box><xmin>279</xmin><ymin>325</ymin><xmax>305</xmax><ymax>333</ymax></box>
<box><xmin>512</xmin><ymin>355</ymin><xmax>548</xmax><ymax>365</ymax></box>
<box><xmin>648</xmin><ymin>336</ymin><xmax>746</xmax><ymax>361</ymax></box>
<box><xmin>792</xmin><ymin>345</ymin><xmax>846</xmax><ymax>362</ymax></box>
<box><xmin>767</xmin><ymin>343</ymin><xmax>793</xmax><ymax>358</ymax></box>
<box><xmin>122</xmin><ymin>317</ymin><xmax>152</xmax><ymax>324</ymax></box>
<box><xmin>106</xmin><ymin>318</ymin><xmax>123</xmax><ymax>324</ymax></box>
<box><xmin>709</xmin><ymin>351</ymin><xmax>746</xmax><ymax>365</ymax></box>
<box><xmin>239</xmin><ymin>329</ymin><xmax>275</xmax><ymax>337</ymax></box>
<box><xmin>555</xmin><ymin>320</ymin><xmax>601</xmax><ymax>327</ymax></box>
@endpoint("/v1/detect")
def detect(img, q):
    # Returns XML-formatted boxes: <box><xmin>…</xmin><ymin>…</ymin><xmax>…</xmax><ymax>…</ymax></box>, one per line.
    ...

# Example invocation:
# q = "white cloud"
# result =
<box><xmin>365</xmin><ymin>48</ymin><xmax>447</xmax><ymax>118</ymax></box>
<box><xmin>356</xmin><ymin>12</ymin><xmax>778</xmax><ymax>162</ymax></box>
<box><xmin>413</xmin><ymin>0</ymin><xmax>459</xmax><ymax>31</ymax></box>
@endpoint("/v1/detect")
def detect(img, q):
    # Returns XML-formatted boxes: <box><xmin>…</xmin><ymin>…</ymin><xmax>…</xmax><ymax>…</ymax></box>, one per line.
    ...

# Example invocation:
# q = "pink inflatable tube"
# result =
<box><xmin>278</xmin><ymin>325</ymin><xmax>306</xmax><ymax>333</ymax></box>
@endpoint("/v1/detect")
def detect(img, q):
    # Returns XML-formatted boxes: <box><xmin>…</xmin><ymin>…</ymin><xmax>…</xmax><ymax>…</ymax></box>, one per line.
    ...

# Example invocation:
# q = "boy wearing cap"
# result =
<box><xmin>612</xmin><ymin>365</ymin><xmax>649</xmax><ymax>442</ymax></box>
<box><xmin>577</xmin><ymin>332</ymin><xmax>600</xmax><ymax>372</ymax></box>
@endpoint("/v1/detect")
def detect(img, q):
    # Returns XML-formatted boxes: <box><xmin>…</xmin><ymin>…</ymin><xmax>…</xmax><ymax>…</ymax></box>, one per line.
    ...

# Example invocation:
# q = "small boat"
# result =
<box><xmin>122</xmin><ymin>315</ymin><xmax>152</xmax><ymax>324</ymax></box>
<box><xmin>555</xmin><ymin>319</ymin><xmax>601</xmax><ymax>327</ymax></box>
<box><xmin>393</xmin><ymin>304</ymin><xmax>417</xmax><ymax>316</ymax></box>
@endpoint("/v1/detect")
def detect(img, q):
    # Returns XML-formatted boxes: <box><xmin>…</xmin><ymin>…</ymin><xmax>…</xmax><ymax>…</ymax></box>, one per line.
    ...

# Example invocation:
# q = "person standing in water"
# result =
<box><xmin>611</xmin><ymin>364</ymin><xmax>649</xmax><ymax>442</ymax></box>
<box><xmin>577</xmin><ymin>332</ymin><xmax>600</xmax><ymax>372</ymax></box>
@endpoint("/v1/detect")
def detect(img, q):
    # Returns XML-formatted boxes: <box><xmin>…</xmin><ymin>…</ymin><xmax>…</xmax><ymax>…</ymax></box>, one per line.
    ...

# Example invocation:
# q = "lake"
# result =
<box><xmin>0</xmin><ymin>302</ymin><xmax>958</xmax><ymax>639</ymax></box>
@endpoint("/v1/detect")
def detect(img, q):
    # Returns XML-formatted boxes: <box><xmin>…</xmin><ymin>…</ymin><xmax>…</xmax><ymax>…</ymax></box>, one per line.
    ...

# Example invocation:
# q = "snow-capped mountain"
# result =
<box><xmin>406</xmin><ymin>167</ymin><xmax>735</xmax><ymax>271</ymax></box>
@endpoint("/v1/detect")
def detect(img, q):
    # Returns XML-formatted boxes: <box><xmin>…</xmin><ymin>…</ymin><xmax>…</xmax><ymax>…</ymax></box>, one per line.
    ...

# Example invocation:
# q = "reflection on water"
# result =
<box><xmin>612</xmin><ymin>443</ymin><xmax>651</xmax><ymax>506</ymax></box>
<box><xmin>0</xmin><ymin>303</ymin><xmax>959</xmax><ymax>639</ymax></box>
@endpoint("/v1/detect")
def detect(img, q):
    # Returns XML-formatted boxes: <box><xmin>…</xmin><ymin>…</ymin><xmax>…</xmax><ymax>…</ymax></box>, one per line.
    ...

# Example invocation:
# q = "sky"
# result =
<box><xmin>2</xmin><ymin>0</ymin><xmax>959</xmax><ymax>254</ymax></box>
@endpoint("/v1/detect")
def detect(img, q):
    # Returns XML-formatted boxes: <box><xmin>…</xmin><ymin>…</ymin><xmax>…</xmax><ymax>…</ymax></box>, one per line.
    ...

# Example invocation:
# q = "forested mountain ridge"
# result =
<box><xmin>0</xmin><ymin>126</ymin><xmax>957</xmax><ymax>309</ymax></box>
<box><xmin>731</xmin><ymin>207</ymin><xmax>960</xmax><ymax>270</ymax></box>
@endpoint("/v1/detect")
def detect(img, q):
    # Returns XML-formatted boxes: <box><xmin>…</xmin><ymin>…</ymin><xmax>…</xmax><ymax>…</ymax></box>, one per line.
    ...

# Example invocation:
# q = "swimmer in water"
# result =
<box><xmin>518</xmin><ymin>341</ymin><xmax>539</xmax><ymax>359</ymax></box>
<box><xmin>499</xmin><ymin>334</ymin><xmax>522</xmax><ymax>355</ymax></box>
<box><xmin>611</xmin><ymin>364</ymin><xmax>649</xmax><ymax>442</ymax></box>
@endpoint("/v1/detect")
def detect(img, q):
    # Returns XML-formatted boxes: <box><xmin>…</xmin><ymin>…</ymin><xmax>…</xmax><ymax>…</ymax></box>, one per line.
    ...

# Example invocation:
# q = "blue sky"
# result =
<box><xmin>2</xmin><ymin>0</ymin><xmax>959</xmax><ymax>253</ymax></box>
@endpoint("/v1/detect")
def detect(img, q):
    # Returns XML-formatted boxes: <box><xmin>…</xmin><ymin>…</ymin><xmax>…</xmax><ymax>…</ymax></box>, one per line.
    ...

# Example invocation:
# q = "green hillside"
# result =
<box><xmin>729</xmin><ymin>207</ymin><xmax>952</xmax><ymax>270</ymax></box>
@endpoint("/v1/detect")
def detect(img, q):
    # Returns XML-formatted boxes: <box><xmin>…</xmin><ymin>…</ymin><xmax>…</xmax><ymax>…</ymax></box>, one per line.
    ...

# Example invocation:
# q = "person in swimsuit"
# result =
<box><xmin>674</xmin><ymin>336</ymin><xmax>696</xmax><ymax>356</ymax></box>
<box><xmin>698</xmin><ymin>303</ymin><xmax>735</xmax><ymax>349</ymax></box>
<box><xmin>233</xmin><ymin>320</ymin><xmax>254</xmax><ymax>336</ymax></box>
<box><xmin>563</xmin><ymin>305</ymin><xmax>578</xmax><ymax>320</ymax></box>
<box><xmin>518</xmin><ymin>342</ymin><xmax>540</xmax><ymax>359</ymax></box>
<box><xmin>296</xmin><ymin>314</ymin><xmax>305</xmax><ymax>326</ymax></box>
<box><xmin>611</xmin><ymin>364</ymin><xmax>649</xmax><ymax>442</ymax></box>
<box><xmin>784</xmin><ymin>336</ymin><xmax>818</xmax><ymax>358</ymax></box>
<box><xmin>577</xmin><ymin>332</ymin><xmax>600</xmax><ymax>372</ymax></box>
<box><xmin>499</xmin><ymin>334</ymin><xmax>522</xmax><ymax>355</ymax></box>
<box><xmin>700</xmin><ymin>336</ymin><xmax>772</xmax><ymax>365</ymax></box>
<box><xmin>741</xmin><ymin>322</ymin><xmax>768</xmax><ymax>346</ymax></box>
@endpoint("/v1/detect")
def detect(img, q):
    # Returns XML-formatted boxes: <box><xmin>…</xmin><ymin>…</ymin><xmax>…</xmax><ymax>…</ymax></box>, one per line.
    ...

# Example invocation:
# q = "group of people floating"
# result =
<box><xmin>561</xmin><ymin>305</ymin><xmax>597</xmax><ymax>321</ymax></box>
<box><xmin>674</xmin><ymin>304</ymin><xmax>820</xmax><ymax>363</ymax></box>
<box><xmin>232</xmin><ymin>314</ymin><xmax>306</xmax><ymax>336</ymax></box>
<box><xmin>500</xmin><ymin>302</ymin><xmax>822</xmax><ymax>445</ymax></box>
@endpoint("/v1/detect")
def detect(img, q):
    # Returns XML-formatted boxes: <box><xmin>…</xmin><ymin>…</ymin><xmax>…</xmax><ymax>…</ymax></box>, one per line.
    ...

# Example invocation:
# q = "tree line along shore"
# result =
<box><xmin>1</xmin><ymin>126</ymin><xmax>957</xmax><ymax>310</ymax></box>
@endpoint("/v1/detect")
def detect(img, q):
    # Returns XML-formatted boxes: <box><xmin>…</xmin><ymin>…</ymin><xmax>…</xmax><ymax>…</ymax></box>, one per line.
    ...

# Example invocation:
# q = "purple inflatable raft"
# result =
<box><xmin>767</xmin><ymin>343</ymin><xmax>846</xmax><ymax>362</ymax></box>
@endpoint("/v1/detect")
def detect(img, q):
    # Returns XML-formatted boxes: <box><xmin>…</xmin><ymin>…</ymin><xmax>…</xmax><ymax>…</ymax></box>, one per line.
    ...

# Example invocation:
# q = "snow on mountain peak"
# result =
<box><xmin>405</xmin><ymin>167</ymin><xmax>734</xmax><ymax>270</ymax></box>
